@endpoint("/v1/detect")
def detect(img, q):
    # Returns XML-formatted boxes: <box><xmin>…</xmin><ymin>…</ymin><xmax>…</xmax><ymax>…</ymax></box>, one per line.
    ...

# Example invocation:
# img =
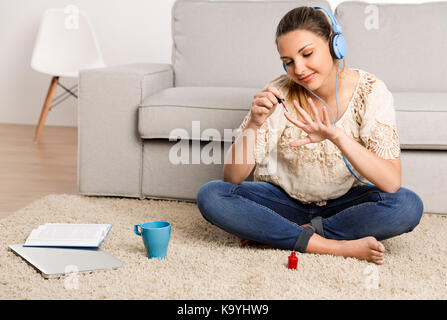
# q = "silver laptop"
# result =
<box><xmin>9</xmin><ymin>244</ymin><xmax>125</xmax><ymax>279</ymax></box>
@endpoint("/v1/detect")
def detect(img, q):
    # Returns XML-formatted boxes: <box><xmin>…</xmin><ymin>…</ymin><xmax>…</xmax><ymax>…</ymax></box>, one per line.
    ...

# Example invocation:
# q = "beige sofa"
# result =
<box><xmin>78</xmin><ymin>0</ymin><xmax>447</xmax><ymax>214</ymax></box>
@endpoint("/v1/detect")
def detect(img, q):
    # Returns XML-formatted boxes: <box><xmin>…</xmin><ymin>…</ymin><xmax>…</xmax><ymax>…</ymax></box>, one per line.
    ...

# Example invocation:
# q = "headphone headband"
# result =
<box><xmin>313</xmin><ymin>6</ymin><xmax>343</xmax><ymax>34</ymax></box>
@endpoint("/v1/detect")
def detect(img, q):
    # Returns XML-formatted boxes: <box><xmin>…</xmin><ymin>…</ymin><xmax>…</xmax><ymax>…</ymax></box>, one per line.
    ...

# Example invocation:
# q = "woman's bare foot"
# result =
<box><xmin>236</xmin><ymin>236</ymin><xmax>276</xmax><ymax>249</ymax></box>
<box><xmin>236</xmin><ymin>233</ymin><xmax>385</xmax><ymax>264</ymax></box>
<box><xmin>301</xmin><ymin>223</ymin><xmax>385</xmax><ymax>265</ymax></box>
<box><xmin>306</xmin><ymin>232</ymin><xmax>386</xmax><ymax>265</ymax></box>
<box><xmin>236</xmin><ymin>236</ymin><xmax>254</xmax><ymax>247</ymax></box>
<box><xmin>332</xmin><ymin>236</ymin><xmax>385</xmax><ymax>265</ymax></box>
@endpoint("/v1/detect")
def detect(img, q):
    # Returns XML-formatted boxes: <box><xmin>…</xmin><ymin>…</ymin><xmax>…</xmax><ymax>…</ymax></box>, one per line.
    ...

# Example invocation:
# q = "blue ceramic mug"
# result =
<box><xmin>134</xmin><ymin>221</ymin><xmax>171</xmax><ymax>259</ymax></box>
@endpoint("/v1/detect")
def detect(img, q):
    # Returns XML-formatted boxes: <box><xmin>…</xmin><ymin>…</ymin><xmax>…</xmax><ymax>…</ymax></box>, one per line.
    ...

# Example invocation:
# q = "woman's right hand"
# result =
<box><xmin>248</xmin><ymin>86</ymin><xmax>285</xmax><ymax>128</ymax></box>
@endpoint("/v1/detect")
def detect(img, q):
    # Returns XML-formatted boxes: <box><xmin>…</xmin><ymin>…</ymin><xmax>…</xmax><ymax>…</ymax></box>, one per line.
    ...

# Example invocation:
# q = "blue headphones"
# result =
<box><xmin>282</xmin><ymin>6</ymin><xmax>347</xmax><ymax>73</ymax></box>
<box><xmin>281</xmin><ymin>6</ymin><xmax>374</xmax><ymax>187</ymax></box>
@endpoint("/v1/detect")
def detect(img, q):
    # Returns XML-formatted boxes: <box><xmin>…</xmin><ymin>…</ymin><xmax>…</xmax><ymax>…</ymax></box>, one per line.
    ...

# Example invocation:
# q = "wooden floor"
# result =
<box><xmin>0</xmin><ymin>124</ymin><xmax>78</xmax><ymax>219</ymax></box>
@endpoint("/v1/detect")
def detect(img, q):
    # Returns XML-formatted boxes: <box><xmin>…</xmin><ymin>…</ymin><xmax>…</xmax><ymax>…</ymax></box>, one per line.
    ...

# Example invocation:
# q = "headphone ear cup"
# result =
<box><xmin>331</xmin><ymin>34</ymin><xmax>347</xmax><ymax>59</ymax></box>
<box><xmin>329</xmin><ymin>34</ymin><xmax>337</xmax><ymax>59</ymax></box>
<box><xmin>282</xmin><ymin>61</ymin><xmax>287</xmax><ymax>73</ymax></box>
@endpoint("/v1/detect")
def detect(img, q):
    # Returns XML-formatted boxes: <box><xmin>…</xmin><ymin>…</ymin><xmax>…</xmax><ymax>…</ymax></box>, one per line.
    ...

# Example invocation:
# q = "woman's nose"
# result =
<box><xmin>294</xmin><ymin>61</ymin><xmax>306</xmax><ymax>77</ymax></box>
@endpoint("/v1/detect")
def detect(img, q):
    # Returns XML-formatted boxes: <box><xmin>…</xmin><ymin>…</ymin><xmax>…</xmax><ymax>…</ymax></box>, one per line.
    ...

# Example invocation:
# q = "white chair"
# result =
<box><xmin>31</xmin><ymin>7</ymin><xmax>105</xmax><ymax>143</ymax></box>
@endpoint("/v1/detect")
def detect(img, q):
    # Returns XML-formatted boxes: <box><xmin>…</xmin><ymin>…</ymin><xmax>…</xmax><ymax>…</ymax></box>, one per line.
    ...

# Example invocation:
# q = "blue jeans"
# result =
<box><xmin>196</xmin><ymin>180</ymin><xmax>424</xmax><ymax>253</ymax></box>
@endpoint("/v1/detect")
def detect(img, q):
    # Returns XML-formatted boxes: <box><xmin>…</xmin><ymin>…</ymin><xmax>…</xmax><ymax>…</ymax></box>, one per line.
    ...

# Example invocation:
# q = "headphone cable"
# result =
<box><xmin>304</xmin><ymin>60</ymin><xmax>375</xmax><ymax>187</ymax></box>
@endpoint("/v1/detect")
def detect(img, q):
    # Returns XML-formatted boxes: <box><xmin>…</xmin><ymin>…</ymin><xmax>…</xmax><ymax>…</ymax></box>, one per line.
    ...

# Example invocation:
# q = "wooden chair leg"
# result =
<box><xmin>34</xmin><ymin>76</ymin><xmax>59</xmax><ymax>143</ymax></box>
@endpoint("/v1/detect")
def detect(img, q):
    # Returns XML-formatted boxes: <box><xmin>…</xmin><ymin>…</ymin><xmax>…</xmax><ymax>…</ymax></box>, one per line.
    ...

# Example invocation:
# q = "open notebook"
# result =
<box><xmin>24</xmin><ymin>223</ymin><xmax>112</xmax><ymax>248</ymax></box>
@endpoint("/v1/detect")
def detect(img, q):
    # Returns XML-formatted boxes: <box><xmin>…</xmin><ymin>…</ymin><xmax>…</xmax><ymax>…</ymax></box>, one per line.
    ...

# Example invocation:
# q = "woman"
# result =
<box><xmin>196</xmin><ymin>6</ymin><xmax>423</xmax><ymax>265</ymax></box>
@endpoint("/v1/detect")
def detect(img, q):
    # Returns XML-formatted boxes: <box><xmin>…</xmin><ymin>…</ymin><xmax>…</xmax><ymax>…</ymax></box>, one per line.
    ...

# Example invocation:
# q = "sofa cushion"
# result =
<box><xmin>138</xmin><ymin>87</ymin><xmax>259</xmax><ymax>142</ymax></box>
<box><xmin>139</xmin><ymin>88</ymin><xmax>447</xmax><ymax>150</ymax></box>
<box><xmin>335</xmin><ymin>2</ymin><xmax>447</xmax><ymax>92</ymax></box>
<box><xmin>172</xmin><ymin>0</ymin><xmax>331</xmax><ymax>88</ymax></box>
<box><xmin>395</xmin><ymin>92</ymin><xmax>447</xmax><ymax>150</ymax></box>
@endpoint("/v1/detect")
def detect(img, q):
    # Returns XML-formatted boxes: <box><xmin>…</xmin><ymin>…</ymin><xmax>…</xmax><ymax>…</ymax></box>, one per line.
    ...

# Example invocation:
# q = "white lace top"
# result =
<box><xmin>236</xmin><ymin>69</ymin><xmax>401</xmax><ymax>206</ymax></box>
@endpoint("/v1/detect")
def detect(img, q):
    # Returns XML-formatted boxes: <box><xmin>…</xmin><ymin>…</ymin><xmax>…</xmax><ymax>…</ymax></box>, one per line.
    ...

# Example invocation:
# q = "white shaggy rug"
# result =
<box><xmin>0</xmin><ymin>194</ymin><xmax>446</xmax><ymax>300</ymax></box>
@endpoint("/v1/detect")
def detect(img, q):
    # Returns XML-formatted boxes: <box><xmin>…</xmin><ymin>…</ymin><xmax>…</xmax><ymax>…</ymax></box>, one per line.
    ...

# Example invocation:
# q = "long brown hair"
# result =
<box><xmin>273</xmin><ymin>7</ymin><xmax>346</xmax><ymax>122</ymax></box>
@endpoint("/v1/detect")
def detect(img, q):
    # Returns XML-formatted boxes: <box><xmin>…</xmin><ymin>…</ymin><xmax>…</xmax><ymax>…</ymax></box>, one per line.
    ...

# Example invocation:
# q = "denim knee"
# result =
<box><xmin>393</xmin><ymin>187</ymin><xmax>424</xmax><ymax>232</ymax></box>
<box><xmin>196</xmin><ymin>180</ymin><xmax>230</xmax><ymax>223</ymax></box>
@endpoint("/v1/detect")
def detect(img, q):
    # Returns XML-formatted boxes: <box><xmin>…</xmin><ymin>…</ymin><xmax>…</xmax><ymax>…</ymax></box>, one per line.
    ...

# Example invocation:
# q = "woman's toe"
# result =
<box><xmin>377</xmin><ymin>242</ymin><xmax>385</xmax><ymax>253</ymax></box>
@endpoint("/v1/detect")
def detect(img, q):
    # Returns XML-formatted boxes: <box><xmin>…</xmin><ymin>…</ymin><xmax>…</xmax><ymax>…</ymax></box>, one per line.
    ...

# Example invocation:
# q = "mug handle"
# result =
<box><xmin>134</xmin><ymin>224</ymin><xmax>142</xmax><ymax>236</ymax></box>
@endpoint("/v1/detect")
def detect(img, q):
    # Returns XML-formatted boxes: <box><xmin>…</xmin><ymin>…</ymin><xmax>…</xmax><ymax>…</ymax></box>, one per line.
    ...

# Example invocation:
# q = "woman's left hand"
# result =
<box><xmin>284</xmin><ymin>98</ymin><xmax>340</xmax><ymax>147</ymax></box>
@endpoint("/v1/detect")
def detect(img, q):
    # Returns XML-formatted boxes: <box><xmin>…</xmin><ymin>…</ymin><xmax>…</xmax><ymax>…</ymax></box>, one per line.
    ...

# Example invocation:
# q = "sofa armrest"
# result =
<box><xmin>78</xmin><ymin>63</ymin><xmax>174</xmax><ymax>197</ymax></box>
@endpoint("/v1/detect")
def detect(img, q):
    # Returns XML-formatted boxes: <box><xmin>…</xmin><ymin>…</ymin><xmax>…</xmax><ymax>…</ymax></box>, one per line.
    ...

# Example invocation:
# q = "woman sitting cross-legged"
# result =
<box><xmin>196</xmin><ymin>6</ymin><xmax>423</xmax><ymax>265</ymax></box>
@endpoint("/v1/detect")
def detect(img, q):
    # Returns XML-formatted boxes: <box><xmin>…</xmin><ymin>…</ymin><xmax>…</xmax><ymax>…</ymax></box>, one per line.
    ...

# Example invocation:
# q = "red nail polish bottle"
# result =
<box><xmin>288</xmin><ymin>252</ymin><xmax>298</xmax><ymax>269</ymax></box>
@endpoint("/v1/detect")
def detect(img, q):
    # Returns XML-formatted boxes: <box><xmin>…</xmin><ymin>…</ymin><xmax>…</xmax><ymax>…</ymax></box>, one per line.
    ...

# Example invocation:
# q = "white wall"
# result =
<box><xmin>0</xmin><ymin>0</ymin><xmax>176</xmax><ymax>126</ymax></box>
<box><xmin>0</xmin><ymin>0</ymin><xmax>440</xmax><ymax>126</ymax></box>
